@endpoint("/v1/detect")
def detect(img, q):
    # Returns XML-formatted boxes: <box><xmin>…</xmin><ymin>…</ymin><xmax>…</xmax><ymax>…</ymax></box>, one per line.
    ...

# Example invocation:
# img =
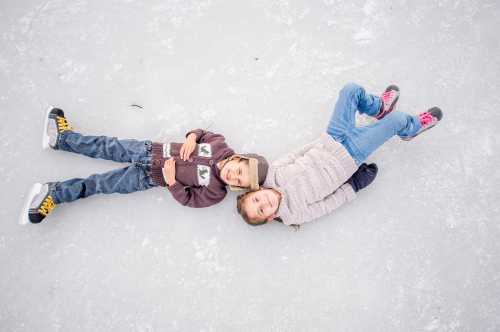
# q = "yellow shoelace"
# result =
<box><xmin>57</xmin><ymin>116</ymin><xmax>72</xmax><ymax>132</ymax></box>
<box><xmin>38</xmin><ymin>196</ymin><xmax>55</xmax><ymax>216</ymax></box>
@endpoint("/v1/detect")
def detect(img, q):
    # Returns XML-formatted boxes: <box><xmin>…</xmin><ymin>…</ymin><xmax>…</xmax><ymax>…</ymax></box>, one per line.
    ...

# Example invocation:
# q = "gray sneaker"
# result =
<box><xmin>375</xmin><ymin>85</ymin><xmax>400</xmax><ymax>120</ymax></box>
<box><xmin>42</xmin><ymin>107</ymin><xmax>73</xmax><ymax>149</ymax></box>
<box><xmin>19</xmin><ymin>183</ymin><xmax>57</xmax><ymax>225</ymax></box>
<box><xmin>401</xmin><ymin>107</ymin><xmax>443</xmax><ymax>141</ymax></box>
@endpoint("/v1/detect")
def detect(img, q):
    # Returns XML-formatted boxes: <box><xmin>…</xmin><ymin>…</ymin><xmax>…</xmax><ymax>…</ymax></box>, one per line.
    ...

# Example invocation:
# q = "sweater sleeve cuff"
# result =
<box><xmin>167</xmin><ymin>182</ymin><xmax>184</xmax><ymax>193</ymax></box>
<box><xmin>342</xmin><ymin>183</ymin><xmax>357</xmax><ymax>202</ymax></box>
<box><xmin>186</xmin><ymin>129</ymin><xmax>204</xmax><ymax>141</ymax></box>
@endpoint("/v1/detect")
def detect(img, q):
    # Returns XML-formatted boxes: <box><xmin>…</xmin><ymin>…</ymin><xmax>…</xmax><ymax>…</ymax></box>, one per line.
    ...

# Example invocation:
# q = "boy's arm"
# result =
<box><xmin>185</xmin><ymin>129</ymin><xmax>225</xmax><ymax>144</ymax></box>
<box><xmin>167</xmin><ymin>183</ymin><xmax>227</xmax><ymax>208</ymax></box>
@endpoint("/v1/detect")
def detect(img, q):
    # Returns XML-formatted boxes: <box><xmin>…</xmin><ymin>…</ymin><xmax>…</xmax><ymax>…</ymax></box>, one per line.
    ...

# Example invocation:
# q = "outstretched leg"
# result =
<box><xmin>52</xmin><ymin>163</ymin><xmax>155</xmax><ymax>204</ymax></box>
<box><xmin>45</xmin><ymin>107</ymin><xmax>151</xmax><ymax>163</ymax></box>
<box><xmin>24</xmin><ymin>163</ymin><xmax>156</xmax><ymax>223</ymax></box>
<box><xmin>347</xmin><ymin>106</ymin><xmax>443</xmax><ymax>164</ymax></box>
<box><xmin>348</xmin><ymin>111</ymin><xmax>422</xmax><ymax>163</ymax></box>
<box><xmin>57</xmin><ymin>131</ymin><xmax>152</xmax><ymax>164</ymax></box>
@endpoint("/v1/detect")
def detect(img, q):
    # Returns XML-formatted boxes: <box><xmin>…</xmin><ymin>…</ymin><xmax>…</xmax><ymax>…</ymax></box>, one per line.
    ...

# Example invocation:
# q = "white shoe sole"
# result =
<box><xmin>42</xmin><ymin>106</ymin><xmax>55</xmax><ymax>150</ymax></box>
<box><xmin>19</xmin><ymin>183</ymin><xmax>43</xmax><ymax>225</ymax></box>
<box><xmin>401</xmin><ymin>123</ymin><xmax>437</xmax><ymax>141</ymax></box>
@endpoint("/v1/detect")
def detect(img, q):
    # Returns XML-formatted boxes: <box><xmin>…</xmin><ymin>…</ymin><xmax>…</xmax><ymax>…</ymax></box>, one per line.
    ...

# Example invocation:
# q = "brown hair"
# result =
<box><xmin>236</xmin><ymin>192</ymin><xmax>268</xmax><ymax>226</ymax></box>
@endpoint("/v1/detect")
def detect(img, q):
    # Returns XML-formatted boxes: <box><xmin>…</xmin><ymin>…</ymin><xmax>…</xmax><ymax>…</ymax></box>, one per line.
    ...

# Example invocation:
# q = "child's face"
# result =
<box><xmin>242</xmin><ymin>188</ymin><xmax>280</xmax><ymax>223</ymax></box>
<box><xmin>221</xmin><ymin>159</ymin><xmax>250</xmax><ymax>188</ymax></box>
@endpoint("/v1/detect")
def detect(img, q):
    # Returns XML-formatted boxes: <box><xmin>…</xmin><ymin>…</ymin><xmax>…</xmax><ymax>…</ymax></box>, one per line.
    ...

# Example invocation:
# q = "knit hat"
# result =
<box><xmin>229</xmin><ymin>153</ymin><xmax>269</xmax><ymax>191</ymax></box>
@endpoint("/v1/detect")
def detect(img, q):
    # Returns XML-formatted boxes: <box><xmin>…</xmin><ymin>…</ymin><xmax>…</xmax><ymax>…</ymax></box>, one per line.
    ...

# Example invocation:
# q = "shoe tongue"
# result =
<box><xmin>30</xmin><ymin>185</ymin><xmax>49</xmax><ymax>209</ymax></box>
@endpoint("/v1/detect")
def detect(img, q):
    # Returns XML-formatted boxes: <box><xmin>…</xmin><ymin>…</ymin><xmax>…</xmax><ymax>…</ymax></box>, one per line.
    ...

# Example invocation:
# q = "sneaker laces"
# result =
<box><xmin>38</xmin><ymin>196</ymin><xmax>55</xmax><ymax>216</ymax></box>
<box><xmin>419</xmin><ymin>112</ymin><xmax>435</xmax><ymax>127</ymax></box>
<box><xmin>381</xmin><ymin>90</ymin><xmax>395</xmax><ymax>107</ymax></box>
<box><xmin>57</xmin><ymin>116</ymin><xmax>72</xmax><ymax>132</ymax></box>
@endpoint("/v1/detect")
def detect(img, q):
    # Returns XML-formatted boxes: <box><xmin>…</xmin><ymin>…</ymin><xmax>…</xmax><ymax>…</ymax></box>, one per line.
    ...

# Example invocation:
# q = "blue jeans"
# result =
<box><xmin>51</xmin><ymin>132</ymin><xmax>156</xmax><ymax>204</ymax></box>
<box><xmin>327</xmin><ymin>83</ymin><xmax>422</xmax><ymax>165</ymax></box>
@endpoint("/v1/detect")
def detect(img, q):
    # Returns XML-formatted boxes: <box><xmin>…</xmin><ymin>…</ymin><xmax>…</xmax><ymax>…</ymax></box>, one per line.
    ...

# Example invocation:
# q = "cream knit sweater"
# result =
<box><xmin>264</xmin><ymin>133</ymin><xmax>358</xmax><ymax>225</ymax></box>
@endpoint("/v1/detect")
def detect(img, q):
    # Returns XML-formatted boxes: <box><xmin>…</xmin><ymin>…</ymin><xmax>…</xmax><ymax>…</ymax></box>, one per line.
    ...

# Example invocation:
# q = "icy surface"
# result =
<box><xmin>1</xmin><ymin>0</ymin><xmax>500</xmax><ymax>331</ymax></box>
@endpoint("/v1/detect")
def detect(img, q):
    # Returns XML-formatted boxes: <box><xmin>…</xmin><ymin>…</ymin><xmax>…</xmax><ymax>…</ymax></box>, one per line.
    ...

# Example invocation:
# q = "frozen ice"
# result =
<box><xmin>1</xmin><ymin>0</ymin><xmax>500</xmax><ymax>331</ymax></box>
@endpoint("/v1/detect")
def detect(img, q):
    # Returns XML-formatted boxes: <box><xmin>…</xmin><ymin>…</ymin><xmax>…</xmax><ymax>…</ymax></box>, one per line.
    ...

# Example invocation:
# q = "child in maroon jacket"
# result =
<box><xmin>21</xmin><ymin>108</ymin><xmax>268</xmax><ymax>224</ymax></box>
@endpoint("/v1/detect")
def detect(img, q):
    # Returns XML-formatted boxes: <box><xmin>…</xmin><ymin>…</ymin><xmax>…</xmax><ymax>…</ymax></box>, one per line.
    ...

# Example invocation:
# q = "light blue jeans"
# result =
<box><xmin>327</xmin><ymin>83</ymin><xmax>422</xmax><ymax>165</ymax></box>
<box><xmin>51</xmin><ymin>132</ymin><xmax>156</xmax><ymax>204</ymax></box>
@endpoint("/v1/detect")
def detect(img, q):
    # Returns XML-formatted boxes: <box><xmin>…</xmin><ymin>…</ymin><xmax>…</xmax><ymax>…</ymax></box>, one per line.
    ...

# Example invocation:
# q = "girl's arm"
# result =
<box><xmin>303</xmin><ymin>164</ymin><xmax>377</xmax><ymax>223</ymax></box>
<box><xmin>303</xmin><ymin>183</ymin><xmax>356</xmax><ymax>223</ymax></box>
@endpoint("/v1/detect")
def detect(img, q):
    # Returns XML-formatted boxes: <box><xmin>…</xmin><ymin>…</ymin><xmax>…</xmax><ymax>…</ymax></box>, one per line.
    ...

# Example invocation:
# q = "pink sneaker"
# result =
<box><xmin>375</xmin><ymin>85</ymin><xmax>400</xmax><ymax>120</ymax></box>
<box><xmin>401</xmin><ymin>107</ymin><xmax>443</xmax><ymax>141</ymax></box>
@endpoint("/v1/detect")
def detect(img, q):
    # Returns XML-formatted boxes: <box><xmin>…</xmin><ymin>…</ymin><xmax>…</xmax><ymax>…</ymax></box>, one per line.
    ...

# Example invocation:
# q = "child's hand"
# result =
<box><xmin>162</xmin><ymin>158</ymin><xmax>176</xmax><ymax>186</ymax></box>
<box><xmin>180</xmin><ymin>133</ymin><xmax>197</xmax><ymax>161</ymax></box>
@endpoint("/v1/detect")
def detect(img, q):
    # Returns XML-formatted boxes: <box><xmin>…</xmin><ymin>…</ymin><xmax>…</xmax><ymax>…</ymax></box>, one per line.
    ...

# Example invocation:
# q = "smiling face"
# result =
<box><xmin>220</xmin><ymin>158</ymin><xmax>250</xmax><ymax>188</ymax></box>
<box><xmin>237</xmin><ymin>188</ymin><xmax>281</xmax><ymax>225</ymax></box>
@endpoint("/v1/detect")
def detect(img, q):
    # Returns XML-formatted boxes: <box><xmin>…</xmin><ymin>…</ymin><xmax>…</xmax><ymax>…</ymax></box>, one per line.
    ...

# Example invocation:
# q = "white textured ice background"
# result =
<box><xmin>1</xmin><ymin>0</ymin><xmax>500</xmax><ymax>331</ymax></box>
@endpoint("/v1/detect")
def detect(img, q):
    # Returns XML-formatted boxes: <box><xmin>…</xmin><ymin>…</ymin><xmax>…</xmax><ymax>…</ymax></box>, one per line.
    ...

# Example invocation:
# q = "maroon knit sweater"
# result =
<box><xmin>150</xmin><ymin>129</ymin><xmax>235</xmax><ymax>208</ymax></box>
